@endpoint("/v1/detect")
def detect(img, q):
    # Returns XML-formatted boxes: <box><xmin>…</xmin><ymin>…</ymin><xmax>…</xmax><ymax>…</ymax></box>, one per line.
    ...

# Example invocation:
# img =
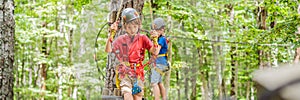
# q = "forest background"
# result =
<box><xmin>12</xmin><ymin>0</ymin><xmax>300</xmax><ymax>100</ymax></box>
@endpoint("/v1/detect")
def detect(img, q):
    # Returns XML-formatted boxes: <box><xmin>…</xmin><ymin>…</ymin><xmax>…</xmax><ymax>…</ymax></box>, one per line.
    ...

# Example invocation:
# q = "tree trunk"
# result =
<box><xmin>102</xmin><ymin>0</ymin><xmax>145</xmax><ymax>96</ymax></box>
<box><xmin>257</xmin><ymin>5</ymin><xmax>268</xmax><ymax>68</ymax></box>
<box><xmin>15</xmin><ymin>42</ymin><xmax>19</xmax><ymax>99</ymax></box>
<box><xmin>183</xmin><ymin>42</ymin><xmax>189</xmax><ymax>100</ymax></box>
<box><xmin>294</xmin><ymin>48</ymin><xmax>300</xmax><ymax>63</ymax></box>
<box><xmin>176</xmin><ymin>70</ymin><xmax>180</xmax><ymax>100</ymax></box>
<box><xmin>220</xmin><ymin>43</ymin><xmax>226</xmax><ymax>99</ymax></box>
<box><xmin>190</xmin><ymin>63</ymin><xmax>197</xmax><ymax>100</ymax></box>
<box><xmin>258</xmin><ymin>50</ymin><xmax>264</xmax><ymax>69</ymax></box>
<box><xmin>230</xmin><ymin>45</ymin><xmax>238</xmax><ymax>100</ymax></box>
<box><xmin>190</xmin><ymin>46</ymin><xmax>198</xmax><ymax>100</ymax></box>
<box><xmin>197</xmin><ymin>45</ymin><xmax>210</xmax><ymax>100</ymax></box>
<box><xmin>225</xmin><ymin>3</ymin><xmax>238</xmax><ymax>100</ymax></box>
<box><xmin>256</xmin><ymin>3</ymin><xmax>269</xmax><ymax>99</ymax></box>
<box><xmin>163</xmin><ymin>6</ymin><xmax>172</xmax><ymax>100</ymax></box>
<box><xmin>40</xmin><ymin>23</ymin><xmax>48</xmax><ymax>99</ymax></box>
<box><xmin>57</xmin><ymin>13</ymin><xmax>62</xmax><ymax>99</ymax></box>
<box><xmin>0</xmin><ymin>0</ymin><xmax>15</xmax><ymax>99</ymax></box>
<box><xmin>22</xmin><ymin>45</ymin><xmax>26</xmax><ymax>85</ymax></box>
<box><xmin>246</xmin><ymin>81</ymin><xmax>251</xmax><ymax>100</ymax></box>
<box><xmin>58</xmin><ymin>65</ymin><xmax>63</xmax><ymax>100</ymax></box>
<box><xmin>257</xmin><ymin>3</ymin><xmax>268</xmax><ymax>69</ymax></box>
<box><xmin>20</xmin><ymin>44</ymin><xmax>25</xmax><ymax>86</ymax></box>
<box><xmin>212</xmin><ymin>36</ymin><xmax>224</xmax><ymax>100</ymax></box>
<box><xmin>164</xmin><ymin>37</ymin><xmax>172</xmax><ymax>99</ymax></box>
<box><xmin>258</xmin><ymin>7</ymin><xmax>267</xmax><ymax>30</ymax></box>
<box><xmin>28</xmin><ymin>45</ymin><xmax>33</xmax><ymax>86</ymax></box>
<box><xmin>270</xmin><ymin>3</ymin><xmax>278</xmax><ymax>67</ymax></box>
<box><xmin>68</xmin><ymin>28</ymin><xmax>75</xmax><ymax>99</ymax></box>
<box><xmin>294</xmin><ymin>5</ymin><xmax>300</xmax><ymax>63</ymax></box>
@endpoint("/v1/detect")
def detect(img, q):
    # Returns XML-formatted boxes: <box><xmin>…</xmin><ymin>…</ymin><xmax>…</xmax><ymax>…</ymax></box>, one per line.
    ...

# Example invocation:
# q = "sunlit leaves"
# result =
<box><xmin>13</xmin><ymin>0</ymin><xmax>300</xmax><ymax>99</ymax></box>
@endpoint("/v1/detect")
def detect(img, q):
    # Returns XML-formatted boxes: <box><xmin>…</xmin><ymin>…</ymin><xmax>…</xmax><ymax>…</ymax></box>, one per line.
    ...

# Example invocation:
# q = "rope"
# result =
<box><xmin>138</xmin><ymin>29</ymin><xmax>292</xmax><ymax>47</ymax></box>
<box><xmin>115</xmin><ymin>0</ymin><xmax>124</xmax><ymax>21</ymax></box>
<box><xmin>94</xmin><ymin>22</ymin><xmax>108</xmax><ymax>80</ymax></box>
<box><xmin>166</xmin><ymin>36</ymin><xmax>293</xmax><ymax>47</ymax></box>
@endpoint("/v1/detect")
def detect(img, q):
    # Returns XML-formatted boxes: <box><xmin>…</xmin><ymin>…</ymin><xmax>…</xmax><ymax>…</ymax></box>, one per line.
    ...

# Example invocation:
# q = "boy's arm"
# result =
<box><xmin>148</xmin><ymin>37</ymin><xmax>160</xmax><ymax>67</ymax></box>
<box><xmin>150</xmin><ymin>44</ymin><xmax>161</xmax><ymax>55</ymax></box>
<box><xmin>105</xmin><ymin>21</ymin><xmax>119</xmax><ymax>53</ymax></box>
<box><xmin>149</xmin><ymin>30</ymin><xmax>160</xmax><ymax>55</ymax></box>
<box><xmin>105</xmin><ymin>37</ymin><xmax>113</xmax><ymax>53</ymax></box>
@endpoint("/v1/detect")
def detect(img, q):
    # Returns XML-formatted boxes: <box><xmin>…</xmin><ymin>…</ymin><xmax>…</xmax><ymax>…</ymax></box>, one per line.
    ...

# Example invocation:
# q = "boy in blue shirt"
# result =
<box><xmin>150</xmin><ymin>18</ymin><xmax>169</xmax><ymax>100</ymax></box>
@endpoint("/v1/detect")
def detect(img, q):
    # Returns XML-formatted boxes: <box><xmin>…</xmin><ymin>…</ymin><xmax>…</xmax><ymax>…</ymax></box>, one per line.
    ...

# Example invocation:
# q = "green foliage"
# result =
<box><xmin>14</xmin><ymin>0</ymin><xmax>108</xmax><ymax>99</ymax></box>
<box><xmin>14</xmin><ymin>0</ymin><xmax>299</xmax><ymax>99</ymax></box>
<box><xmin>143</xmin><ymin>0</ymin><xmax>298</xmax><ymax>99</ymax></box>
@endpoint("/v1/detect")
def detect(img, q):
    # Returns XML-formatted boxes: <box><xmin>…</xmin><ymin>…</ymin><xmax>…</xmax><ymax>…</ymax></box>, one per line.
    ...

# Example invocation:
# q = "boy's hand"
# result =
<box><xmin>109</xmin><ymin>21</ymin><xmax>119</xmax><ymax>41</ymax></box>
<box><xmin>110</xmin><ymin>21</ymin><xmax>119</xmax><ymax>31</ymax></box>
<box><xmin>150</xmin><ymin>30</ymin><xmax>158</xmax><ymax>38</ymax></box>
<box><xmin>150</xmin><ymin>30</ymin><xmax>159</xmax><ymax>47</ymax></box>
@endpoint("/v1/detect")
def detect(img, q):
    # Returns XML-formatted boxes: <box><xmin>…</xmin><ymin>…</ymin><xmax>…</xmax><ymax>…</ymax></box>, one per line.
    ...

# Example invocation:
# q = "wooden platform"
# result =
<box><xmin>101</xmin><ymin>95</ymin><xmax>123</xmax><ymax>100</ymax></box>
<box><xmin>101</xmin><ymin>96</ymin><xmax>147</xmax><ymax>100</ymax></box>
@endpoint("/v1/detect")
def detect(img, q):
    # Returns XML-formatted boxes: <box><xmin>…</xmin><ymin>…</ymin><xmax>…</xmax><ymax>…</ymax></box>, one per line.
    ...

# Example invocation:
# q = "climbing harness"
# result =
<box><xmin>112</xmin><ymin>33</ymin><xmax>157</xmax><ymax>93</ymax></box>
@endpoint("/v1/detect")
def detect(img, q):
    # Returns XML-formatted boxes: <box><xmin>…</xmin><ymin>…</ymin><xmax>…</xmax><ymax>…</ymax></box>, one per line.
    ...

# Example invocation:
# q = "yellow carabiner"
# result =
<box><xmin>115</xmin><ymin>69</ymin><xmax>121</xmax><ymax>89</ymax></box>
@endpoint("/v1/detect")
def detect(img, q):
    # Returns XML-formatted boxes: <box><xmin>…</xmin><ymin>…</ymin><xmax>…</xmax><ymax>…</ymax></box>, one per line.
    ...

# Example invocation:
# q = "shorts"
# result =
<box><xmin>119</xmin><ymin>74</ymin><xmax>144</xmax><ymax>96</ymax></box>
<box><xmin>151</xmin><ymin>63</ymin><xmax>169</xmax><ymax>84</ymax></box>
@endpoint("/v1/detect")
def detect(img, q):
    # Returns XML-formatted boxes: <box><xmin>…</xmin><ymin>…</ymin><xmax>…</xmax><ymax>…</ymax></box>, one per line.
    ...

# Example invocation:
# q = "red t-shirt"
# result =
<box><xmin>112</xmin><ymin>33</ymin><xmax>153</xmax><ymax>63</ymax></box>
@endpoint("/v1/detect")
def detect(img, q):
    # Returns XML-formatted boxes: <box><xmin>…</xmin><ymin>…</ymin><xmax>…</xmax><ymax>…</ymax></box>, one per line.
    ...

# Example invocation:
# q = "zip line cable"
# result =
<box><xmin>166</xmin><ymin>36</ymin><xmax>293</xmax><ymax>47</ymax></box>
<box><xmin>141</xmin><ymin>29</ymin><xmax>292</xmax><ymax>46</ymax></box>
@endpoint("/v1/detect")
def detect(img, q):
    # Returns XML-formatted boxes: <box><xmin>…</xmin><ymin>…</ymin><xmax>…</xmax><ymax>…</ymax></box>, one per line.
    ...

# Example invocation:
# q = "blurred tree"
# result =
<box><xmin>0</xmin><ymin>0</ymin><xmax>15</xmax><ymax>99</ymax></box>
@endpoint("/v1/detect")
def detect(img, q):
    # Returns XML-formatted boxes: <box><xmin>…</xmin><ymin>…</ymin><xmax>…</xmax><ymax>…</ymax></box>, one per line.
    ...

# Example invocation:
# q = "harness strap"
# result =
<box><xmin>154</xmin><ymin>67</ymin><xmax>165</xmax><ymax>76</ymax></box>
<box><xmin>158</xmin><ymin>53</ymin><xmax>168</xmax><ymax>57</ymax></box>
<box><xmin>123</xmin><ymin>62</ymin><xmax>142</xmax><ymax>68</ymax></box>
<box><xmin>115</xmin><ymin>69</ymin><xmax>120</xmax><ymax>89</ymax></box>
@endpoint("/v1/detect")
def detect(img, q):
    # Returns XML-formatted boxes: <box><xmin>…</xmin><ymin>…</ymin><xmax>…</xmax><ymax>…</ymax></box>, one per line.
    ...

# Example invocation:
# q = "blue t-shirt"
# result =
<box><xmin>158</xmin><ymin>36</ymin><xmax>168</xmax><ymax>54</ymax></box>
<box><xmin>156</xmin><ymin>36</ymin><xmax>168</xmax><ymax>65</ymax></box>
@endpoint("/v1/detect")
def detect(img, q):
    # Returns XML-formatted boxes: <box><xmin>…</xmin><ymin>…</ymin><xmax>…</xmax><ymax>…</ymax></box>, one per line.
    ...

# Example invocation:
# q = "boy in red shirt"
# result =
<box><xmin>105</xmin><ymin>8</ymin><xmax>158</xmax><ymax>100</ymax></box>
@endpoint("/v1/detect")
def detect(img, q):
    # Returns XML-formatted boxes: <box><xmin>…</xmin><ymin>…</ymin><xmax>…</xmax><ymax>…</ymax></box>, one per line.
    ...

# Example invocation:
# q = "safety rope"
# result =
<box><xmin>94</xmin><ymin>22</ymin><xmax>109</xmax><ymax>80</ymax></box>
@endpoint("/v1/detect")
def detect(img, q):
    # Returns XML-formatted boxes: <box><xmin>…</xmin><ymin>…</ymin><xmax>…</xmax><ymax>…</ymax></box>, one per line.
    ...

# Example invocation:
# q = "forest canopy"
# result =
<box><xmin>10</xmin><ymin>0</ymin><xmax>300</xmax><ymax>99</ymax></box>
